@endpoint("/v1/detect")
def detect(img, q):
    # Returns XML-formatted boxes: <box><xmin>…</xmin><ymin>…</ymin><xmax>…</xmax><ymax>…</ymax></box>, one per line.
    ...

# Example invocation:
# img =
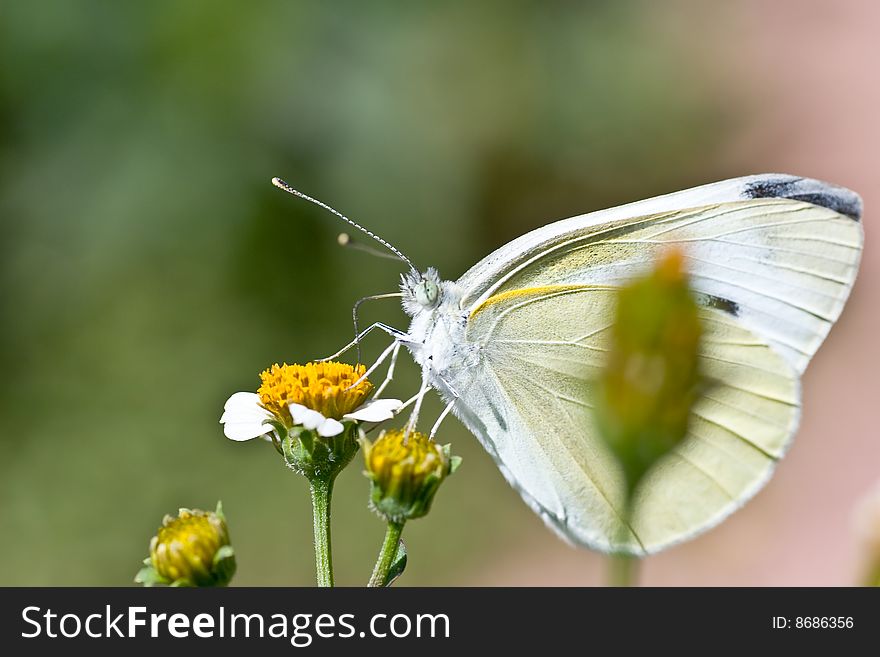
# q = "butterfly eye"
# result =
<box><xmin>415</xmin><ymin>279</ymin><xmax>440</xmax><ymax>309</ymax></box>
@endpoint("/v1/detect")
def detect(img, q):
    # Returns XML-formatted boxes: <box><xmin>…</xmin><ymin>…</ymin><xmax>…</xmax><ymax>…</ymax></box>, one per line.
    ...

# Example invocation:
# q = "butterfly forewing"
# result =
<box><xmin>461</xmin><ymin>198</ymin><xmax>861</xmax><ymax>374</ymax></box>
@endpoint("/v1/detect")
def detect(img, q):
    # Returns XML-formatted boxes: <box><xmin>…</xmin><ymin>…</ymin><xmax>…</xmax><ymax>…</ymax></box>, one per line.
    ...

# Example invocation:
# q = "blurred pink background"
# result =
<box><xmin>470</xmin><ymin>0</ymin><xmax>880</xmax><ymax>586</ymax></box>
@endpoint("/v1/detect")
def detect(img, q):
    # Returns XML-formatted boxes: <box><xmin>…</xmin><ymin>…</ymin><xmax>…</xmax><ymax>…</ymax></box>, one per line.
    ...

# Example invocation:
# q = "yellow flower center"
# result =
<box><xmin>150</xmin><ymin>509</ymin><xmax>228</xmax><ymax>584</ymax></box>
<box><xmin>258</xmin><ymin>361</ymin><xmax>373</xmax><ymax>423</ymax></box>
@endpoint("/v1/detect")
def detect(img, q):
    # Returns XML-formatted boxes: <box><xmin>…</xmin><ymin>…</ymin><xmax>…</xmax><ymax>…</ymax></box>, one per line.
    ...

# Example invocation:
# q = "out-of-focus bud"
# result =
<box><xmin>135</xmin><ymin>502</ymin><xmax>235</xmax><ymax>587</ymax></box>
<box><xmin>853</xmin><ymin>482</ymin><xmax>880</xmax><ymax>587</ymax></box>
<box><xmin>361</xmin><ymin>429</ymin><xmax>461</xmax><ymax>523</ymax></box>
<box><xmin>595</xmin><ymin>249</ymin><xmax>703</xmax><ymax>498</ymax></box>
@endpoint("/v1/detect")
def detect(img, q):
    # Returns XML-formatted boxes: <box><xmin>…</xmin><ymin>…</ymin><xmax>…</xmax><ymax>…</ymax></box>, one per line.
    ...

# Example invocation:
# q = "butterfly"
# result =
<box><xmin>273</xmin><ymin>174</ymin><xmax>863</xmax><ymax>554</ymax></box>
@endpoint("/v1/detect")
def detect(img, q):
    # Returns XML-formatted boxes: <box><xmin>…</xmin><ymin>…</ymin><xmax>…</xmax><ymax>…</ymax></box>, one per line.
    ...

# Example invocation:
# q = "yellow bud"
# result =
<box><xmin>137</xmin><ymin>502</ymin><xmax>235</xmax><ymax>587</ymax></box>
<box><xmin>362</xmin><ymin>430</ymin><xmax>459</xmax><ymax>523</ymax></box>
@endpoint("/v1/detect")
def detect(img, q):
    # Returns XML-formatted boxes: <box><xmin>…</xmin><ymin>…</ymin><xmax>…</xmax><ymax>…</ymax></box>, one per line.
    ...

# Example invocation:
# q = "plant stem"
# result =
<box><xmin>309</xmin><ymin>477</ymin><xmax>335</xmax><ymax>587</ymax></box>
<box><xmin>608</xmin><ymin>552</ymin><xmax>640</xmax><ymax>587</ymax></box>
<box><xmin>607</xmin><ymin>498</ymin><xmax>641</xmax><ymax>587</ymax></box>
<box><xmin>368</xmin><ymin>521</ymin><xmax>404</xmax><ymax>587</ymax></box>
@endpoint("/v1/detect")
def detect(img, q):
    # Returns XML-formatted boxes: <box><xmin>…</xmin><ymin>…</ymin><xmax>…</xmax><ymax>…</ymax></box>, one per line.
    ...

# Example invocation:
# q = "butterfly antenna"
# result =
<box><xmin>271</xmin><ymin>177</ymin><xmax>417</xmax><ymax>271</ymax></box>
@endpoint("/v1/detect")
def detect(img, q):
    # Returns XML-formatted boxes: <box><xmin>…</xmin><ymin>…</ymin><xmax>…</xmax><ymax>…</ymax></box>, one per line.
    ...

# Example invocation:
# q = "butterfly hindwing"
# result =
<box><xmin>456</xmin><ymin>284</ymin><xmax>799</xmax><ymax>553</ymax></box>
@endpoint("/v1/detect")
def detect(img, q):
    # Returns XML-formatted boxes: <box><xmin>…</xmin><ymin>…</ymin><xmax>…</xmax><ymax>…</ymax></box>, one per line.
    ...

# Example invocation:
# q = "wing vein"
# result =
<box><xmin>692</xmin><ymin>412</ymin><xmax>779</xmax><ymax>460</ymax></box>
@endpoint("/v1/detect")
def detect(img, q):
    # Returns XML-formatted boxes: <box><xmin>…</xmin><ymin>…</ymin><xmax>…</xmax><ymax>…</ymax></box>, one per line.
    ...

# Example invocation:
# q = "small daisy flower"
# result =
<box><xmin>220</xmin><ymin>361</ymin><xmax>402</xmax><ymax>442</ymax></box>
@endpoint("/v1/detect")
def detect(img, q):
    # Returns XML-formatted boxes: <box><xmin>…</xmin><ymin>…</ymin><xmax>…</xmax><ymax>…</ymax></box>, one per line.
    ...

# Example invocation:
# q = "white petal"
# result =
<box><xmin>289</xmin><ymin>403</ymin><xmax>327</xmax><ymax>431</ymax></box>
<box><xmin>220</xmin><ymin>406</ymin><xmax>273</xmax><ymax>424</ymax></box>
<box><xmin>221</xmin><ymin>393</ymin><xmax>275</xmax><ymax>441</ymax></box>
<box><xmin>301</xmin><ymin>410</ymin><xmax>326</xmax><ymax>431</ymax></box>
<box><xmin>288</xmin><ymin>403</ymin><xmax>310</xmax><ymax>424</ymax></box>
<box><xmin>317</xmin><ymin>418</ymin><xmax>344</xmax><ymax>437</ymax></box>
<box><xmin>223</xmin><ymin>391</ymin><xmax>262</xmax><ymax>411</ymax></box>
<box><xmin>223</xmin><ymin>420</ymin><xmax>274</xmax><ymax>442</ymax></box>
<box><xmin>344</xmin><ymin>398</ymin><xmax>403</xmax><ymax>423</ymax></box>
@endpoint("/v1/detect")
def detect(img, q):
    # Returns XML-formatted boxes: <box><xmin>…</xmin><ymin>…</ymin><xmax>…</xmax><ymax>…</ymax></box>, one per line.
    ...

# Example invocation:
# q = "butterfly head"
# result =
<box><xmin>401</xmin><ymin>267</ymin><xmax>443</xmax><ymax>316</ymax></box>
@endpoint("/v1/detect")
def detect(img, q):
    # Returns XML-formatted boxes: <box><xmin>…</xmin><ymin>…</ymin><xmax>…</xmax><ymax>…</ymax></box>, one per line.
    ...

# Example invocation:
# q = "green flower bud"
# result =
<box><xmin>854</xmin><ymin>482</ymin><xmax>880</xmax><ymax>587</ymax></box>
<box><xmin>135</xmin><ymin>502</ymin><xmax>235</xmax><ymax>587</ymax></box>
<box><xmin>361</xmin><ymin>429</ymin><xmax>460</xmax><ymax>523</ymax></box>
<box><xmin>595</xmin><ymin>249</ymin><xmax>703</xmax><ymax>498</ymax></box>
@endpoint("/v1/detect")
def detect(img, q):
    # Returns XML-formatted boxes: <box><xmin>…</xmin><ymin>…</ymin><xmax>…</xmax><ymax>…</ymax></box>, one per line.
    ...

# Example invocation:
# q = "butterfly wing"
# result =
<box><xmin>458</xmin><ymin>174</ymin><xmax>863</xmax><ymax>373</ymax></box>
<box><xmin>455</xmin><ymin>285</ymin><xmax>798</xmax><ymax>553</ymax></box>
<box><xmin>448</xmin><ymin>174</ymin><xmax>861</xmax><ymax>552</ymax></box>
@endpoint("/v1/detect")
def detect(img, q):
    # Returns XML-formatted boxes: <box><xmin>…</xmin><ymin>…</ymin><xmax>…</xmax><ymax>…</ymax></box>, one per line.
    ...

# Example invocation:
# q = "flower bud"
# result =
<box><xmin>135</xmin><ymin>502</ymin><xmax>235</xmax><ymax>587</ymax></box>
<box><xmin>362</xmin><ymin>429</ymin><xmax>460</xmax><ymax>523</ymax></box>
<box><xmin>854</xmin><ymin>482</ymin><xmax>880</xmax><ymax>587</ymax></box>
<box><xmin>595</xmin><ymin>249</ymin><xmax>703</xmax><ymax>498</ymax></box>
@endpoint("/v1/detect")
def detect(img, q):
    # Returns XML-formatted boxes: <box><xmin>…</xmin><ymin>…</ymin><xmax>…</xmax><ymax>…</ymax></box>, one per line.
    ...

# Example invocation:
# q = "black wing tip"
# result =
<box><xmin>743</xmin><ymin>173</ymin><xmax>863</xmax><ymax>222</ymax></box>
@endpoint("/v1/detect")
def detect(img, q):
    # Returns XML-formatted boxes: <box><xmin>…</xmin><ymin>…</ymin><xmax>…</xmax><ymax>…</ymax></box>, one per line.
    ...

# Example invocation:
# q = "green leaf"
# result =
<box><xmin>281</xmin><ymin>430</ymin><xmax>300</xmax><ymax>466</ymax></box>
<box><xmin>383</xmin><ymin>539</ymin><xmax>407</xmax><ymax>587</ymax></box>
<box><xmin>213</xmin><ymin>545</ymin><xmax>235</xmax><ymax>564</ymax></box>
<box><xmin>134</xmin><ymin>565</ymin><xmax>168</xmax><ymax>587</ymax></box>
<box><xmin>209</xmin><ymin>545</ymin><xmax>237</xmax><ymax>587</ymax></box>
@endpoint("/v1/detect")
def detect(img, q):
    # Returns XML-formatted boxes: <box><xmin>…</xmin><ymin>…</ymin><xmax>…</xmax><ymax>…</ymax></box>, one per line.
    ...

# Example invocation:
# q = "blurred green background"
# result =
<box><xmin>3</xmin><ymin>1</ymin><xmax>873</xmax><ymax>586</ymax></box>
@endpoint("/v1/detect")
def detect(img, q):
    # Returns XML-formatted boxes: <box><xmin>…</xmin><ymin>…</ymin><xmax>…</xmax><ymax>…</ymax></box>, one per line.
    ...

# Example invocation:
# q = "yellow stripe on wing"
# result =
<box><xmin>469</xmin><ymin>284</ymin><xmax>611</xmax><ymax>319</ymax></box>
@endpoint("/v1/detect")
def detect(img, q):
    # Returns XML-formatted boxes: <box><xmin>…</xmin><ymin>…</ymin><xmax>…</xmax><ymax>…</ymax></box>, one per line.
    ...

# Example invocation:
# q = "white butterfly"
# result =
<box><xmin>273</xmin><ymin>174</ymin><xmax>863</xmax><ymax>555</ymax></box>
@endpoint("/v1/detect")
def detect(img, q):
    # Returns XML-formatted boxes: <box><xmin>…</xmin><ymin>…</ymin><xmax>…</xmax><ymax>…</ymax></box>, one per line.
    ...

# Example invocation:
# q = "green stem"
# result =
<box><xmin>607</xmin><ymin>497</ymin><xmax>641</xmax><ymax>587</ymax></box>
<box><xmin>309</xmin><ymin>477</ymin><xmax>335</xmax><ymax>587</ymax></box>
<box><xmin>608</xmin><ymin>552</ymin><xmax>640</xmax><ymax>587</ymax></box>
<box><xmin>368</xmin><ymin>521</ymin><xmax>404</xmax><ymax>587</ymax></box>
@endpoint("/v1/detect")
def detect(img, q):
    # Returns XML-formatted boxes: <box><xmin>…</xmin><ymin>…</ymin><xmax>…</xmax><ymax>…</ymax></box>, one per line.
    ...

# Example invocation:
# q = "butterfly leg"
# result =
<box><xmin>318</xmin><ymin>323</ymin><xmax>408</xmax><ymax>362</ymax></box>
<box><xmin>404</xmin><ymin>366</ymin><xmax>433</xmax><ymax>436</ymax></box>
<box><xmin>426</xmin><ymin>369</ymin><xmax>465</xmax><ymax>438</ymax></box>
<box><xmin>373</xmin><ymin>340</ymin><xmax>402</xmax><ymax>399</ymax></box>
<box><xmin>396</xmin><ymin>391</ymin><xmax>423</xmax><ymax>412</ymax></box>
<box><xmin>398</xmin><ymin>364</ymin><xmax>459</xmax><ymax>424</ymax></box>
<box><xmin>429</xmin><ymin>399</ymin><xmax>456</xmax><ymax>439</ymax></box>
<box><xmin>345</xmin><ymin>339</ymin><xmax>399</xmax><ymax>391</ymax></box>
